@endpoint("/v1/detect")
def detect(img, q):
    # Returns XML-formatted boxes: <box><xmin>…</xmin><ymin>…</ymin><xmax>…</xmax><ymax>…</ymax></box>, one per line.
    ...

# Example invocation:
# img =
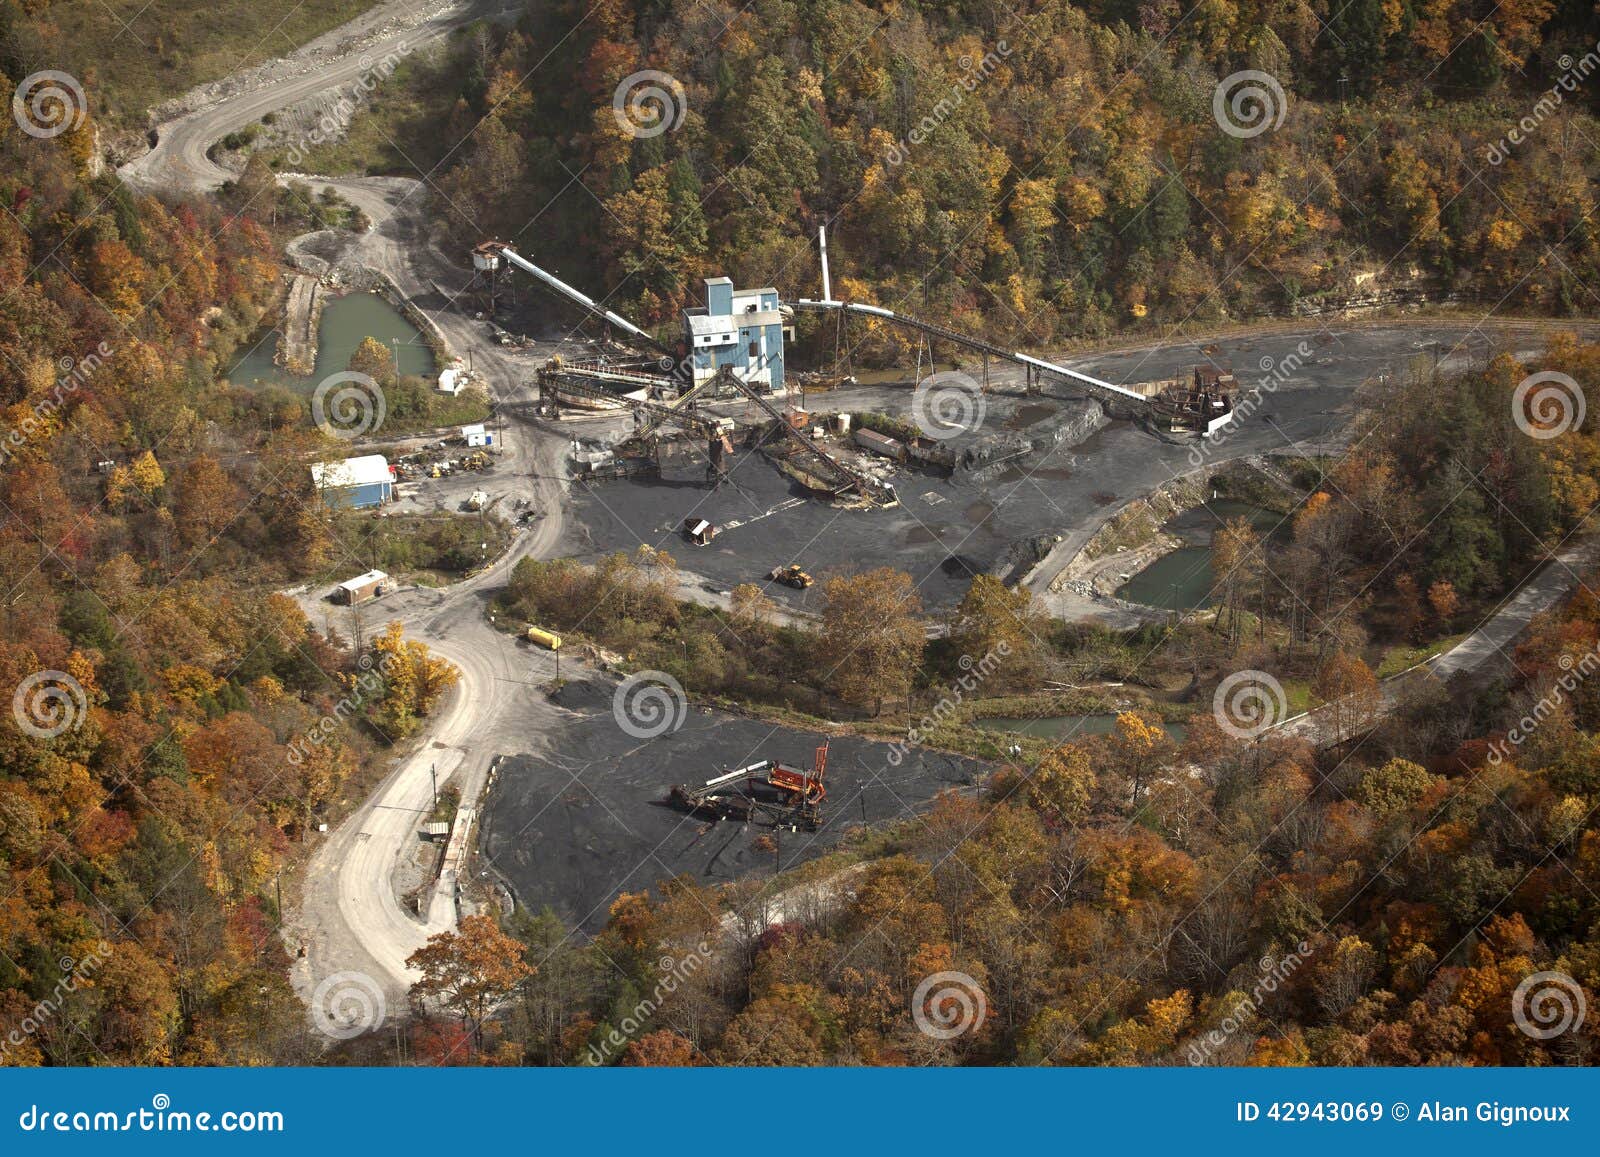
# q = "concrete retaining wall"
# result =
<box><xmin>277</xmin><ymin>273</ymin><xmax>323</xmax><ymax>376</ymax></box>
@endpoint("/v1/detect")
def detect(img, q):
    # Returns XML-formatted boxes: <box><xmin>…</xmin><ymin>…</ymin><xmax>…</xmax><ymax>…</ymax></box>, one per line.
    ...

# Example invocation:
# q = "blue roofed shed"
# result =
<box><xmin>311</xmin><ymin>454</ymin><xmax>393</xmax><ymax>509</ymax></box>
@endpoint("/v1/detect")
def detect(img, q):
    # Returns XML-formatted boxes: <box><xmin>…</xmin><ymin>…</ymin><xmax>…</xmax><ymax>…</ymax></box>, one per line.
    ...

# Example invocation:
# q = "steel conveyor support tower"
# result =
<box><xmin>474</xmin><ymin>241</ymin><xmax>670</xmax><ymax>354</ymax></box>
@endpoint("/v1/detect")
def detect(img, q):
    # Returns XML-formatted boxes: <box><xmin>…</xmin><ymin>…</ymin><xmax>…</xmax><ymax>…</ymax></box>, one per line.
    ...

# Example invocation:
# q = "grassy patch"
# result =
<box><xmin>340</xmin><ymin>381</ymin><xmax>489</xmax><ymax>440</ymax></box>
<box><xmin>26</xmin><ymin>1</ymin><xmax>382</xmax><ymax>127</ymax></box>
<box><xmin>380</xmin><ymin>384</ymin><xmax>492</xmax><ymax>438</ymax></box>
<box><xmin>430</xmin><ymin>785</ymin><xmax>461</xmax><ymax>826</ymax></box>
<box><xmin>1374</xmin><ymin>633</ymin><xmax>1467</xmax><ymax>679</ymax></box>
<box><xmin>323</xmin><ymin>511</ymin><xmax>512</xmax><ymax>583</ymax></box>
<box><xmin>1279</xmin><ymin>678</ymin><xmax>1315</xmax><ymax>717</ymax></box>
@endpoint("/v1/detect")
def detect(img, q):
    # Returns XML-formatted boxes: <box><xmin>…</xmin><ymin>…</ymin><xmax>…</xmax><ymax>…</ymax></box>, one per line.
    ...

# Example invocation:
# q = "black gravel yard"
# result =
<box><xmin>479</xmin><ymin>678</ymin><xmax>991</xmax><ymax>931</ymax></box>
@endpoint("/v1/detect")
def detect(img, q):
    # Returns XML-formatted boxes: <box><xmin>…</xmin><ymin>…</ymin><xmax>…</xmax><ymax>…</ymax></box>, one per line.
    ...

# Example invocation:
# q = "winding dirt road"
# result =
<box><xmin>119</xmin><ymin>0</ymin><xmax>511</xmax><ymax>196</ymax></box>
<box><xmin>119</xmin><ymin>2</ymin><xmax>576</xmax><ymax>1011</ymax></box>
<box><xmin>271</xmin><ymin>175</ymin><xmax>577</xmax><ymax>1006</ymax></box>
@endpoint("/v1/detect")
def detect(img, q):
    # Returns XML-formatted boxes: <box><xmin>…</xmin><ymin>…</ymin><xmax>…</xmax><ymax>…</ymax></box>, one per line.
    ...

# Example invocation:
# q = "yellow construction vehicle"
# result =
<box><xmin>768</xmin><ymin>564</ymin><xmax>813</xmax><ymax>589</ymax></box>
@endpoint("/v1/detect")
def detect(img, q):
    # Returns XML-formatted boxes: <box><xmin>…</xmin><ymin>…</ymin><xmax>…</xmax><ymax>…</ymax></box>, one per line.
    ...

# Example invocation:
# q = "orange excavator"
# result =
<box><xmin>667</xmin><ymin>741</ymin><xmax>828</xmax><ymax>828</ymax></box>
<box><xmin>766</xmin><ymin>742</ymin><xmax>828</xmax><ymax>805</ymax></box>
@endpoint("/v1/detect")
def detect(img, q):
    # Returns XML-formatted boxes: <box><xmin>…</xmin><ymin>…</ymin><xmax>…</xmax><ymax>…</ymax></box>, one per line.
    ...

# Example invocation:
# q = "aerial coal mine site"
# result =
<box><xmin>18</xmin><ymin>0</ymin><xmax>1600</xmax><ymax>1117</ymax></box>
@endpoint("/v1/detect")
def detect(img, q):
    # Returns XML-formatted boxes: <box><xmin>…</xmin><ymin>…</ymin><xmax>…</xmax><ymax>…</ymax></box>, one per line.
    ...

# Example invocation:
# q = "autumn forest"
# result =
<box><xmin>1</xmin><ymin>0</ymin><xmax>1599</xmax><ymax>1072</ymax></box>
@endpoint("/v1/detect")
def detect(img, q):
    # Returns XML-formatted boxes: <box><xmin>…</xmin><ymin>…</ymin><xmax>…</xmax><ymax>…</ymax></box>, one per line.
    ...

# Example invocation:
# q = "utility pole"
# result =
<box><xmin>430</xmin><ymin>761</ymin><xmax>438</xmax><ymax>810</ymax></box>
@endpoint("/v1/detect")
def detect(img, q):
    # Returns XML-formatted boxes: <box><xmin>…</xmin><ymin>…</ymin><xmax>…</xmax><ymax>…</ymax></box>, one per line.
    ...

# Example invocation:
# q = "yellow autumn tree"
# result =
<box><xmin>129</xmin><ymin>449</ymin><xmax>165</xmax><ymax>495</ymax></box>
<box><xmin>1028</xmin><ymin>743</ymin><xmax>1096</xmax><ymax>824</ymax></box>
<box><xmin>367</xmin><ymin>621</ymin><xmax>460</xmax><ymax>739</ymax></box>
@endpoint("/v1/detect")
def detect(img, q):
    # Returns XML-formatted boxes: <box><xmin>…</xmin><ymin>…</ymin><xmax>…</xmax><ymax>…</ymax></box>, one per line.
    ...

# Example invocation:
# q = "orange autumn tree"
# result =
<box><xmin>408</xmin><ymin>915</ymin><xmax>535</xmax><ymax>1048</ymax></box>
<box><xmin>1313</xmin><ymin>653</ymin><xmax>1381</xmax><ymax>743</ymax></box>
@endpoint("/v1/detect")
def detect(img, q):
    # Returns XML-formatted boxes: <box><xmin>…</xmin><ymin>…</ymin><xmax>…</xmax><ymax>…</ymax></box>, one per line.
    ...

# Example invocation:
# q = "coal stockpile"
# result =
<box><xmin>568</xmin><ymin>421</ymin><xmax>1053</xmax><ymax>611</ymax></box>
<box><xmin>570</xmin><ymin>326</ymin><xmax>1502</xmax><ymax>610</ymax></box>
<box><xmin>479</xmin><ymin>680</ymin><xmax>990</xmax><ymax>932</ymax></box>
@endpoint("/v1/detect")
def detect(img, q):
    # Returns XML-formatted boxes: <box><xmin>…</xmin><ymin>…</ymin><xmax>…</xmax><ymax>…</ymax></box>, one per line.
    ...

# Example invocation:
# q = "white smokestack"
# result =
<box><xmin>819</xmin><ymin>225</ymin><xmax>833</xmax><ymax>304</ymax></box>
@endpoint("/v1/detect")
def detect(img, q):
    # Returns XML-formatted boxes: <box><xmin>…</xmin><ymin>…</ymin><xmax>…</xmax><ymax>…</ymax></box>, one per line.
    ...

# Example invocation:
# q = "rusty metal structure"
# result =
<box><xmin>667</xmin><ymin>742</ymin><xmax>830</xmax><ymax>830</ymax></box>
<box><xmin>535</xmin><ymin>353</ymin><xmax>896</xmax><ymax>506</ymax></box>
<box><xmin>1157</xmin><ymin>365</ymin><xmax>1239</xmax><ymax>434</ymax></box>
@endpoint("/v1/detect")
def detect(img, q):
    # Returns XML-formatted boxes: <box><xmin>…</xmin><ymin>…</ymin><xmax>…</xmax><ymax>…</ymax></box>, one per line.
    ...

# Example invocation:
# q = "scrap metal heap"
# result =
<box><xmin>538</xmin><ymin>357</ymin><xmax>896</xmax><ymax>508</ymax></box>
<box><xmin>668</xmin><ymin>742</ymin><xmax>830</xmax><ymax>831</ymax></box>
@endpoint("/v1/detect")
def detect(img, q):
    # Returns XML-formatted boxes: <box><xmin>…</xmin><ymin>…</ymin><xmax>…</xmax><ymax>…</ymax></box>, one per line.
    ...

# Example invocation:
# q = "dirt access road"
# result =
<box><xmin>118</xmin><ymin>0</ymin><xmax>514</xmax><ymax>195</ymax></box>
<box><xmin>271</xmin><ymin>174</ymin><xmax>581</xmax><ymax>1009</ymax></box>
<box><xmin>119</xmin><ymin>0</ymin><xmax>574</xmax><ymax>1014</ymax></box>
<box><xmin>1266</xmin><ymin>536</ymin><xmax>1600</xmax><ymax>745</ymax></box>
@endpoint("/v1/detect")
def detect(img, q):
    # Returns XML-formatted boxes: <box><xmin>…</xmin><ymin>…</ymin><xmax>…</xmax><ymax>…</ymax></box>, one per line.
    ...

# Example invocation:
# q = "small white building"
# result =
<box><xmin>311</xmin><ymin>454</ymin><xmax>393</xmax><ymax>509</ymax></box>
<box><xmin>437</xmin><ymin>367</ymin><xmax>466</xmax><ymax>395</ymax></box>
<box><xmin>461</xmin><ymin>423</ymin><xmax>490</xmax><ymax>447</ymax></box>
<box><xmin>335</xmin><ymin>569</ymin><xmax>392</xmax><ymax>604</ymax></box>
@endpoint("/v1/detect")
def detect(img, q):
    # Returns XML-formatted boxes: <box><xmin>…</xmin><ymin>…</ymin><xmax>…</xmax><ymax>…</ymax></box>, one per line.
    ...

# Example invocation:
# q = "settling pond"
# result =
<box><xmin>226</xmin><ymin>292</ymin><xmax>435</xmax><ymax>390</ymax></box>
<box><xmin>1114</xmin><ymin>498</ymin><xmax>1291</xmax><ymax>611</ymax></box>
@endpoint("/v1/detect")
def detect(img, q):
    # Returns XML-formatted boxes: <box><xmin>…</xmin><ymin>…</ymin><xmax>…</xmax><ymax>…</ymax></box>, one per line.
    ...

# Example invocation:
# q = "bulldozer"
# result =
<box><xmin>768</xmin><ymin>563</ymin><xmax>813</xmax><ymax>589</ymax></box>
